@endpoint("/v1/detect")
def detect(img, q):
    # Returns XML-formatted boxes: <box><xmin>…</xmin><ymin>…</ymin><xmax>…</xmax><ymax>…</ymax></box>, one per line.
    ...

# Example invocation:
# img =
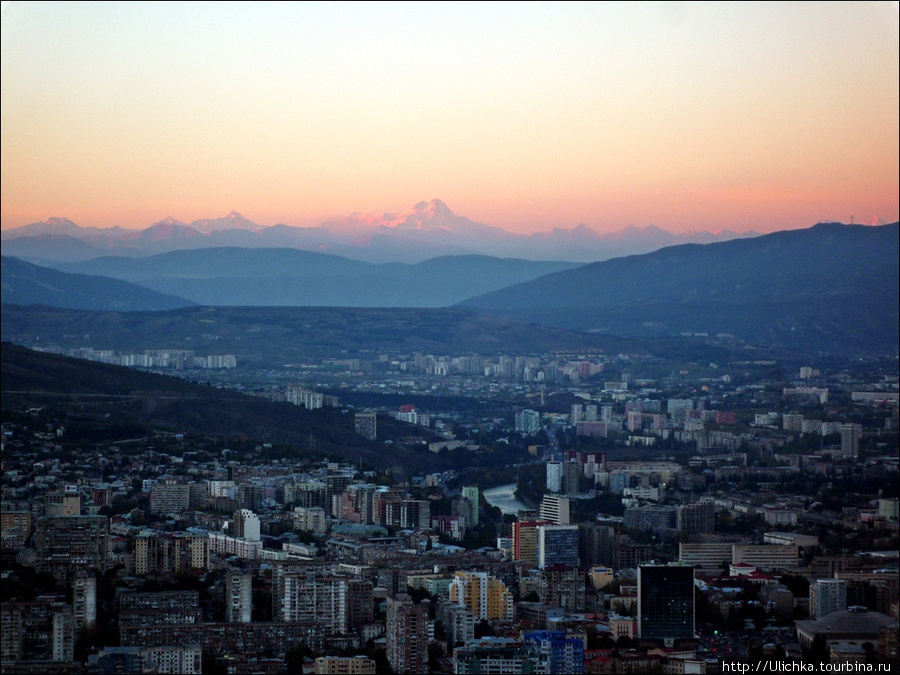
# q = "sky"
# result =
<box><xmin>1</xmin><ymin>1</ymin><xmax>898</xmax><ymax>235</ymax></box>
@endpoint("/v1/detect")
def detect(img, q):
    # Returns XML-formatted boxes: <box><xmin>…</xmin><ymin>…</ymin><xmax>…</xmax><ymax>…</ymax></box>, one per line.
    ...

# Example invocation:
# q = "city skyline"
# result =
<box><xmin>2</xmin><ymin>2</ymin><xmax>898</xmax><ymax>234</ymax></box>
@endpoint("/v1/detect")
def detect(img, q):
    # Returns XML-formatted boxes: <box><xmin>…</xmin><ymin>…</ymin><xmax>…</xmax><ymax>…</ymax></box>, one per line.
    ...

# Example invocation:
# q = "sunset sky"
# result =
<box><xmin>2</xmin><ymin>1</ymin><xmax>898</xmax><ymax>234</ymax></box>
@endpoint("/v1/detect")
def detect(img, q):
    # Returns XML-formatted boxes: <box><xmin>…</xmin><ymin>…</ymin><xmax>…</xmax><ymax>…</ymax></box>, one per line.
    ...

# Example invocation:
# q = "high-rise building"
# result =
<box><xmin>840</xmin><ymin>423</ymin><xmax>863</xmax><ymax>458</ymax></box>
<box><xmin>274</xmin><ymin>565</ymin><xmax>350</xmax><ymax>634</ymax></box>
<box><xmin>537</xmin><ymin>525</ymin><xmax>579</xmax><ymax>569</ymax></box>
<box><xmin>449</xmin><ymin>571</ymin><xmax>514</xmax><ymax>621</ymax></box>
<box><xmin>52</xmin><ymin>606</ymin><xmax>75</xmax><ymax>662</ymax></box>
<box><xmin>462</xmin><ymin>486</ymin><xmax>480</xmax><ymax>526</ymax></box>
<box><xmin>345</xmin><ymin>579</ymin><xmax>374</xmax><ymax>632</ymax></box>
<box><xmin>571</xmin><ymin>404</ymin><xmax>584</xmax><ymax>424</ymax></box>
<box><xmin>294</xmin><ymin>506</ymin><xmax>328</xmax><ymax>533</ymax></box>
<box><xmin>72</xmin><ymin>574</ymin><xmax>97</xmax><ymax>637</ymax></box>
<box><xmin>513</xmin><ymin>521</ymin><xmax>551</xmax><ymax>567</ymax></box>
<box><xmin>225</xmin><ymin>569</ymin><xmax>253</xmax><ymax>623</ymax></box>
<box><xmin>440</xmin><ymin>602</ymin><xmax>476</xmax><ymax>648</ymax></box>
<box><xmin>386</xmin><ymin>594</ymin><xmax>428</xmax><ymax>674</ymax></box>
<box><xmin>539</xmin><ymin>565</ymin><xmax>585</xmax><ymax>611</ymax></box>
<box><xmin>623</xmin><ymin>505</ymin><xmax>676</xmax><ymax>533</ymax></box>
<box><xmin>783</xmin><ymin>413</ymin><xmax>804</xmax><ymax>432</ymax></box>
<box><xmin>810</xmin><ymin>579</ymin><xmax>848</xmax><ymax>619</ymax></box>
<box><xmin>637</xmin><ymin>565</ymin><xmax>695</xmax><ymax>639</ymax></box>
<box><xmin>34</xmin><ymin>515</ymin><xmax>109</xmax><ymax>582</ymax></box>
<box><xmin>522</xmin><ymin>630</ymin><xmax>585</xmax><ymax>674</ymax></box>
<box><xmin>546</xmin><ymin>461</ymin><xmax>563</xmax><ymax>493</ymax></box>
<box><xmin>563</xmin><ymin>460</ymin><xmax>581</xmax><ymax>495</ymax></box>
<box><xmin>354</xmin><ymin>413</ymin><xmax>377</xmax><ymax>441</ymax></box>
<box><xmin>678</xmin><ymin>542</ymin><xmax>734</xmax><ymax>573</ymax></box>
<box><xmin>0</xmin><ymin>510</ymin><xmax>31</xmax><ymax>550</ymax></box>
<box><xmin>149</xmin><ymin>481</ymin><xmax>191</xmax><ymax>515</ymax></box>
<box><xmin>134</xmin><ymin>532</ymin><xmax>209</xmax><ymax>575</ymax></box>
<box><xmin>341</xmin><ymin>484</ymin><xmax>378</xmax><ymax>524</ymax></box>
<box><xmin>45</xmin><ymin>486</ymin><xmax>81</xmax><ymax>516</ymax></box>
<box><xmin>235</xmin><ymin>484</ymin><xmax>263</xmax><ymax>512</ymax></box>
<box><xmin>233</xmin><ymin>509</ymin><xmax>261</xmax><ymax>542</ymax></box>
<box><xmin>539</xmin><ymin>494</ymin><xmax>571</xmax><ymax>525</ymax></box>
<box><xmin>676</xmin><ymin>501</ymin><xmax>715</xmax><ymax>534</ymax></box>
<box><xmin>515</xmin><ymin>409</ymin><xmax>541</xmax><ymax>434</ymax></box>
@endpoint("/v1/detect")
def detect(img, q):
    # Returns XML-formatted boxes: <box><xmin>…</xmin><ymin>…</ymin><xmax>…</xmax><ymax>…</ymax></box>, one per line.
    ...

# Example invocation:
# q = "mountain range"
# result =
<box><xmin>460</xmin><ymin>222</ymin><xmax>900</xmax><ymax>354</ymax></box>
<box><xmin>0</xmin><ymin>255</ymin><xmax>194</xmax><ymax>311</ymax></box>
<box><xmin>2</xmin><ymin>218</ymin><xmax>895</xmax><ymax>355</ymax></box>
<box><xmin>1</xmin><ymin>200</ymin><xmax>760</xmax><ymax>264</ymax></box>
<box><xmin>32</xmin><ymin>250</ymin><xmax>581</xmax><ymax>308</ymax></box>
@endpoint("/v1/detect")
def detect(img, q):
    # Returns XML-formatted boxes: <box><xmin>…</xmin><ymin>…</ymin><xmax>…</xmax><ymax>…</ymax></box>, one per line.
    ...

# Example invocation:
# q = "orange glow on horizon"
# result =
<box><xmin>1</xmin><ymin>2</ymin><xmax>897</xmax><ymax>237</ymax></box>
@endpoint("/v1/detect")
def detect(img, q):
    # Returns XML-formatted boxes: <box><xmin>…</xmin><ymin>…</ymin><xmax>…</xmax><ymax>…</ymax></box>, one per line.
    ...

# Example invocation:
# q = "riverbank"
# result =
<box><xmin>482</xmin><ymin>483</ymin><xmax>530</xmax><ymax>516</ymax></box>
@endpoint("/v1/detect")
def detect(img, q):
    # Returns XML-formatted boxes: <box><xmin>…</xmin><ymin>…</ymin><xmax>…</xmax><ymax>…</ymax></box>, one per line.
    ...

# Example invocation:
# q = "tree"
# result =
<box><xmin>474</xmin><ymin>620</ymin><xmax>495</xmax><ymax>638</ymax></box>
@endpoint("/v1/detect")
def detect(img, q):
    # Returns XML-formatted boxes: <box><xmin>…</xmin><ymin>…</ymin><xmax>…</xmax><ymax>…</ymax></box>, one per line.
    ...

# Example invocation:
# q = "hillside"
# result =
<box><xmin>1</xmin><ymin>256</ymin><xmax>194</xmax><ymax>311</ymax></box>
<box><xmin>51</xmin><ymin>249</ymin><xmax>580</xmax><ymax>307</ymax></box>
<box><xmin>0</xmin><ymin>343</ymin><xmax>443</xmax><ymax>473</ymax></box>
<box><xmin>459</xmin><ymin>223</ymin><xmax>899</xmax><ymax>355</ymax></box>
<box><xmin>0</xmin><ymin>305</ymin><xmax>647</xmax><ymax>365</ymax></box>
<box><xmin>0</xmin><ymin>304</ymin><xmax>805</xmax><ymax>375</ymax></box>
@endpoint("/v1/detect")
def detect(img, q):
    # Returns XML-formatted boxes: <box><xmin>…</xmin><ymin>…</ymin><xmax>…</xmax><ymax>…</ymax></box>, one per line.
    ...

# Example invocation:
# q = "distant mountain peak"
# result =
<box><xmin>153</xmin><ymin>216</ymin><xmax>187</xmax><ymax>227</ymax></box>
<box><xmin>45</xmin><ymin>217</ymin><xmax>80</xmax><ymax>228</ymax></box>
<box><xmin>188</xmin><ymin>211</ymin><xmax>263</xmax><ymax>234</ymax></box>
<box><xmin>388</xmin><ymin>199</ymin><xmax>459</xmax><ymax>231</ymax></box>
<box><xmin>415</xmin><ymin>199</ymin><xmax>454</xmax><ymax>218</ymax></box>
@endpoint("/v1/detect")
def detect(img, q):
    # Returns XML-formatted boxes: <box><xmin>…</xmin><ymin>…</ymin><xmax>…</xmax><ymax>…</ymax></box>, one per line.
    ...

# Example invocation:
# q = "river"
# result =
<box><xmin>482</xmin><ymin>482</ymin><xmax>530</xmax><ymax>515</ymax></box>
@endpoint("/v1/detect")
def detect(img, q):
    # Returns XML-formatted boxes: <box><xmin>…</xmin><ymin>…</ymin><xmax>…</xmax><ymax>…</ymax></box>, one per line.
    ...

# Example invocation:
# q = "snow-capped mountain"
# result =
<box><xmin>188</xmin><ymin>210</ymin><xmax>265</xmax><ymax>234</ymax></box>
<box><xmin>2</xmin><ymin>201</ymin><xmax>765</xmax><ymax>263</ymax></box>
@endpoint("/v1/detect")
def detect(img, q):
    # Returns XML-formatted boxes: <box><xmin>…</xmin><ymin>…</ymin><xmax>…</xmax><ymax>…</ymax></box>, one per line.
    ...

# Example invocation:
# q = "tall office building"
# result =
<box><xmin>537</xmin><ymin>525</ymin><xmax>579</xmax><ymax>569</ymax></box>
<box><xmin>637</xmin><ymin>565</ymin><xmax>695</xmax><ymax>639</ymax></box>
<box><xmin>385</xmin><ymin>594</ymin><xmax>428</xmax><ymax>674</ymax></box>
<box><xmin>513</xmin><ymin>521</ymin><xmax>551</xmax><ymax>567</ymax></box>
